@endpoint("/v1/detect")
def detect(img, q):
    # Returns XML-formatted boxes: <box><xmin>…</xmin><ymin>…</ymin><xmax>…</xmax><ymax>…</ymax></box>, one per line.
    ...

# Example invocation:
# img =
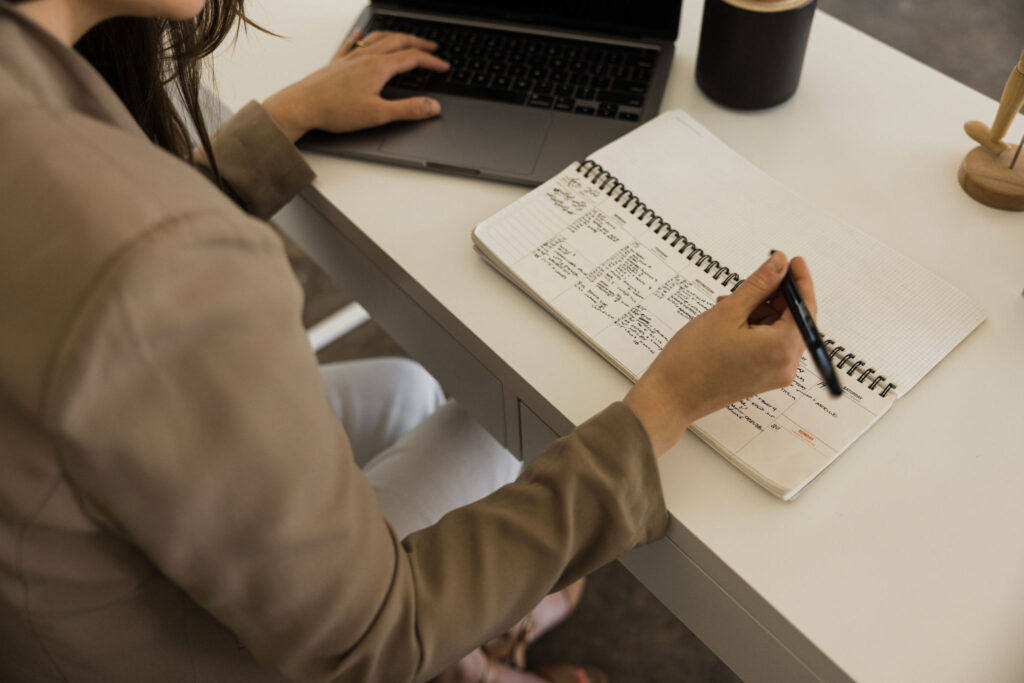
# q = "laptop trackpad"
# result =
<box><xmin>379</xmin><ymin>97</ymin><xmax>552</xmax><ymax>176</ymax></box>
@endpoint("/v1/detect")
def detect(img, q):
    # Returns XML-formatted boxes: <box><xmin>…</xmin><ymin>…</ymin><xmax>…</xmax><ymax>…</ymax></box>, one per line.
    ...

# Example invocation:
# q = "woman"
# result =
<box><xmin>0</xmin><ymin>0</ymin><xmax>816</xmax><ymax>681</ymax></box>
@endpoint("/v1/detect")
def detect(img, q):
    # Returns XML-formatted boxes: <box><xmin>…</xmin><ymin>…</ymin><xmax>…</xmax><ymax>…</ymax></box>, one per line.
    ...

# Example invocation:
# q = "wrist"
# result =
<box><xmin>623</xmin><ymin>380</ymin><xmax>694</xmax><ymax>457</ymax></box>
<box><xmin>262</xmin><ymin>87</ymin><xmax>315</xmax><ymax>143</ymax></box>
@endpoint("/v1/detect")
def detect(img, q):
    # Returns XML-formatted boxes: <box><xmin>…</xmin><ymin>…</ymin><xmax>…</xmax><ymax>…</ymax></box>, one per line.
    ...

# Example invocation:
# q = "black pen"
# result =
<box><xmin>772</xmin><ymin>252</ymin><xmax>843</xmax><ymax>397</ymax></box>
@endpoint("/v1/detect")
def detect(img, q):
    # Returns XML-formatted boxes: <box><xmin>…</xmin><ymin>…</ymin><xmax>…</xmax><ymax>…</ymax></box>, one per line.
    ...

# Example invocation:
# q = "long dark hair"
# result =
<box><xmin>13</xmin><ymin>1</ymin><xmax>257</xmax><ymax>184</ymax></box>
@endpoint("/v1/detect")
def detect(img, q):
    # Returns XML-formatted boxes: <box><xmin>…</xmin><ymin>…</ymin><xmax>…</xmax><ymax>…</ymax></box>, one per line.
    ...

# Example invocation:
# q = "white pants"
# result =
<box><xmin>319</xmin><ymin>358</ymin><xmax>522</xmax><ymax>540</ymax></box>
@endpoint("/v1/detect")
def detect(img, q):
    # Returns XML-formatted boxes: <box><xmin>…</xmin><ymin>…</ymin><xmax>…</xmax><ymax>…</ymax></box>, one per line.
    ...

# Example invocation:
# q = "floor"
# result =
<box><xmin>286</xmin><ymin>2</ymin><xmax>1022</xmax><ymax>680</ymax></box>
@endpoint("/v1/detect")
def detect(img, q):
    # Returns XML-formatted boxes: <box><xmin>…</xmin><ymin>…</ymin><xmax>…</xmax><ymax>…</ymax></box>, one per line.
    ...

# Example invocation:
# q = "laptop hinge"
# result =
<box><xmin>366</xmin><ymin>2</ymin><xmax>680</xmax><ymax>43</ymax></box>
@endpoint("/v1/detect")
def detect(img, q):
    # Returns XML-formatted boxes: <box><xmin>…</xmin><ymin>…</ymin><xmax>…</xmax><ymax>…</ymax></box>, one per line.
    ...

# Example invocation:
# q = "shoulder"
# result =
<box><xmin>0</xmin><ymin>98</ymin><xmax>287</xmax><ymax>283</ymax></box>
<box><xmin>2</xmin><ymin>101</ymin><xmax>261</xmax><ymax>235</ymax></box>
<box><xmin>0</xmin><ymin>101</ymin><xmax>291</xmax><ymax>413</ymax></box>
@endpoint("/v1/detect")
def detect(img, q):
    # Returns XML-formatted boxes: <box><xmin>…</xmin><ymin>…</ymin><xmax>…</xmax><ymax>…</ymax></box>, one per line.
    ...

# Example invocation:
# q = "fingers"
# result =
<box><xmin>336</xmin><ymin>30</ymin><xmax>439</xmax><ymax>60</ymax></box>
<box><xmin>748</xmin><ymin>301</ymin><xmax>780</xmax><ymax>325</ymax></box>
<box><xmin>359</xmin><ymin>31</ymin><xmax>438</xmax><ymax>55</ymax></box>
<box><xmin>377</xmin><ymin>96</ymin><xmax>443</xmax><ymax>124</ymax></box>
<box><xmin>787</xmin><ymin>256</ymin><xmax>817</xmax><ymax>318</ymax></box>
<box><xmin>721</xmin><ymin>251</ymin><xmax>788</xmax><ymax>320</ymax></box>
<box><xmin>382</xmin><ymin>48</ymin><xmax>450</xmax><ymax>77</ymax></box>
<box><xmin>335</xmin><ymin>28</ymin><xmax>363</xmax><ymax>57</ymax></box>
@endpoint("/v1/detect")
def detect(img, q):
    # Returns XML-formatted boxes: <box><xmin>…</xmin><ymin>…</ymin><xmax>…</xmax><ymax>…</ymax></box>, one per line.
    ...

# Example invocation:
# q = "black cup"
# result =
<box><xmin>696</xmin><ymin>0</ymin><xmax>817</xmax><ymax>109</ymax></box>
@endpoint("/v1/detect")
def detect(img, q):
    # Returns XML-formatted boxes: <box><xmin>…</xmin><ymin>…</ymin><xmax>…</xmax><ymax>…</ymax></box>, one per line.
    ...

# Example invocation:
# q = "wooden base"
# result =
<box><xmin>958</xmin><ymin>145</ymin><xmax>1024</xmax><ymax>211</ymax></box>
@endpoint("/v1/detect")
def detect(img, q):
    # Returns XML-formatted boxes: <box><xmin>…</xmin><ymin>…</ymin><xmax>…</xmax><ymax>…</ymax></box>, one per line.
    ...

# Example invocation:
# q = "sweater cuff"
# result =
<box><xmin>207</xmin><ymin>101</ymin><xmax>316</xmax><ymax>219</ymax></box>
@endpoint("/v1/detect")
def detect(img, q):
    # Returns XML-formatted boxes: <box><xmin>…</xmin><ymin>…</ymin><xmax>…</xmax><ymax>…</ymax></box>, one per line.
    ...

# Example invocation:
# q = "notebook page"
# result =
<box><xmin>587</xmin><ymin>111</ymin><xmax>986</xmax><ymax>395</ymax></box>
<box><xmin>474</xmin><ymin>165</ymin><xmax>894</xmax><ymax>499</ymax></box>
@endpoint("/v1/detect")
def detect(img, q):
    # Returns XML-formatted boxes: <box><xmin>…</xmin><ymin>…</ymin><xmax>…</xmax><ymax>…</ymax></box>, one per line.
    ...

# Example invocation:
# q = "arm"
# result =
<box><xmin>46</xmin><ymin>210</ymin><xmax>666</xmax><ymax>682</ymax></box>
<box><xmin>198</xmin><ymin>30</ymin><xmax>448</xmax><ymax>219</ymax></box>
<box><xmin>261</xmin><ymin>29</ymin><xmax>450</xmax><ymax>143</ymax></box>
<box><xmin>626</xmin><ymin>251</ymin><xmax>814</xmax><ymax>455</ymax></box>
<box><xmin>197</xmin><ymin>100</ymin><xmax>316</xmax><ymax>219</ymax></box>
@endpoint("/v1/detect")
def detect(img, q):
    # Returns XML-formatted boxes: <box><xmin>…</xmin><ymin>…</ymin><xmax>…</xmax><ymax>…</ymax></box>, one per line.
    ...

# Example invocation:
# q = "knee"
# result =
<box><xmin>389</xmin><ymin>357</ymin><xmax>445</xmax><ymax>407</ymax></box>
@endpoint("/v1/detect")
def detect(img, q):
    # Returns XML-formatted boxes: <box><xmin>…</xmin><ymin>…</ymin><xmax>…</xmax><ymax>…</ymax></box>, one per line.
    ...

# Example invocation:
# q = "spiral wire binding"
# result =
<box><xmin>577</xmin><ymin>160</ymin><xmax>744</xmax><ymax>291</ymax></box>
<box><xmin>575</xmin><ymin>160</ymin><xmax>897</xmax><ymax>397</ymax></box>
<box><xmin>822</xmin><ymin>339</ymin><xmax>896</xmax><ymax>397</ymax></box>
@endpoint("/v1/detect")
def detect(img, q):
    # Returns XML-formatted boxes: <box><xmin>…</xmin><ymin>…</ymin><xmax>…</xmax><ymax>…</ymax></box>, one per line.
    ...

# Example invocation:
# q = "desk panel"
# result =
<box><xmin>622</xmin><ymin>536</ymin><xmax>831</xmax><ymax>683</ymax></box>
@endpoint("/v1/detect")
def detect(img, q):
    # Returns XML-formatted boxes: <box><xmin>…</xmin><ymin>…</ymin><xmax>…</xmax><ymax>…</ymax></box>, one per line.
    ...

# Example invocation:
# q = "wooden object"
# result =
<box><xmin>964</xmin><ymin>49</ymin><xmax>1024</xmax><ymax>153</ymax></box>
<box><xmin>959</xmin><ymin>49</ymin><xmax>1024</xmax><ymax>209</ymax></box>
<box><xmin>958</xmin><ymin>144</ymin><xmax>1024</xmax><ymax>210</ymax></box>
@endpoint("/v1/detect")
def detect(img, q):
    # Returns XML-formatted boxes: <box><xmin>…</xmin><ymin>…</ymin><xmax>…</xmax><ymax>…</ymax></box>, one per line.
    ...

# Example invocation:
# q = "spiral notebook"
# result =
<box><xmin>473</xmin><ymin>110</ymin><xmax>985</xmax><ymax>500</ymax></box>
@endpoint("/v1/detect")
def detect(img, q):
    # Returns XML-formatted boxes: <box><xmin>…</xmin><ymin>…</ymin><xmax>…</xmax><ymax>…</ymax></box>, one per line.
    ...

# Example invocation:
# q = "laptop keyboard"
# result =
<box><xmin>365</xmin><ymin>13</ymin><xmax>659</xmax><ymax>120</ymax></box>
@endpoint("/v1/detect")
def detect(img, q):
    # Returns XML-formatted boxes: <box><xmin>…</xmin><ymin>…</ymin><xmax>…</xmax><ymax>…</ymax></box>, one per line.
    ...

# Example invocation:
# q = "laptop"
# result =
<box><xmin>300</xmin><ymin>1</ymin><xmax>683</xmax><ymax>186</ymax></box>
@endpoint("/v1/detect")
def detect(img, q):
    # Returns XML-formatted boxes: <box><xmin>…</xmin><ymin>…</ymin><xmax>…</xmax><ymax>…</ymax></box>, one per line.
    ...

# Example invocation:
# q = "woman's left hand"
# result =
<box><xmin>262</xmin><ymin>29</ymin><xmax>450</xmax><ymax>142</ymax></box>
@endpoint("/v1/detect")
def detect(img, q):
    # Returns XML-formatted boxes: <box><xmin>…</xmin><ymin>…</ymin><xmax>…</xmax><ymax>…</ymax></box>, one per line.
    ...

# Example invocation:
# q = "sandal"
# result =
<box><xmin>484</xmin><ymin>578</ymin><xmax>587</xmax><ymax>668</ymax></box>
<box><xmin>481</xmin><ymin>657</ymin><xmax>608</xmax><ymax>683</ymax></box>
<box><xmin>431</xmin><ymin>650</ymin><xmax>519</xmax><ymax>683</ymax></box>
<box><xmin>532</xmin><ymin>664</ymin><xmax>608</xmax><ymax>683</ymax></box>
<box><xmin>431</xmin><ymin>649</ymin><xmax>605</xmax><ymax>683</ymax></box>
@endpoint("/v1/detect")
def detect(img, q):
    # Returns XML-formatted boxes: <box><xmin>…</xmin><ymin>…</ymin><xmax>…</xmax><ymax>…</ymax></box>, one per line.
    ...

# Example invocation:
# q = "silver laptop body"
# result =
<box><xmin>300</xmin><ymin>1</ymin><xmax>682</xmax><ymax>186</ymax></box>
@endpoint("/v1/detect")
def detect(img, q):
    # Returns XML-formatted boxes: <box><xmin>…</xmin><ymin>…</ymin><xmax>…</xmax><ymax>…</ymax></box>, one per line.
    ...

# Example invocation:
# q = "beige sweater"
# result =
<box><xmin>0</xmin><ymin>5</ymin><xmax>668</xmax><ymax>682</ymax></box>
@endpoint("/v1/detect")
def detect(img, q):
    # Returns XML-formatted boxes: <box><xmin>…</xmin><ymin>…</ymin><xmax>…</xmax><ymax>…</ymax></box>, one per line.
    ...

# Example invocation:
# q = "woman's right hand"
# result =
<box><xmin>624</xmin><ymin>251</ymin><xmax>815</xmax><ymax>456</ymax></box>
<box><xmin>262</xmin><ymin>29</ymin><xmax>450</xmax><ymax>143</ymax></box>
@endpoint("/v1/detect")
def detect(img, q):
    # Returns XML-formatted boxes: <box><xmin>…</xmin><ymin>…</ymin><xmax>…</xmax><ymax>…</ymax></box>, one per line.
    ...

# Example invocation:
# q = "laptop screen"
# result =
<box><xmin>374</xmin><ymin>1</ymin><xmax>682</xmax><ymax>42</ymax></box>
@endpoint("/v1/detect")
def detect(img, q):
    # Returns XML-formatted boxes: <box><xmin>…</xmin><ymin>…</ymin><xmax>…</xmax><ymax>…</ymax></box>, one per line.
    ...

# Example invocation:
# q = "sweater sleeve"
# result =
<box><xmin>48</xmin><ymin>210</ymin><xmax>667</xmax><ymax>683</ymax></box>
<box><xmin>402</xmin><ymin>400</ymin><xmax>668</xmax><ymax>680</ymax></box>
<box><xmin>197</xmin><ymin>100</ymin><xmax>316</xmax><ymax>219</ymax></box>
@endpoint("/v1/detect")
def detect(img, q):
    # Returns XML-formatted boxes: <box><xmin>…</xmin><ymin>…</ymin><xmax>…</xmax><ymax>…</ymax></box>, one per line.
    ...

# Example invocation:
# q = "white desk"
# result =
<box><xmin>212</xmin><ymin>2</ymin><xmax>1024</xmax><ymax>680</ymax></box>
